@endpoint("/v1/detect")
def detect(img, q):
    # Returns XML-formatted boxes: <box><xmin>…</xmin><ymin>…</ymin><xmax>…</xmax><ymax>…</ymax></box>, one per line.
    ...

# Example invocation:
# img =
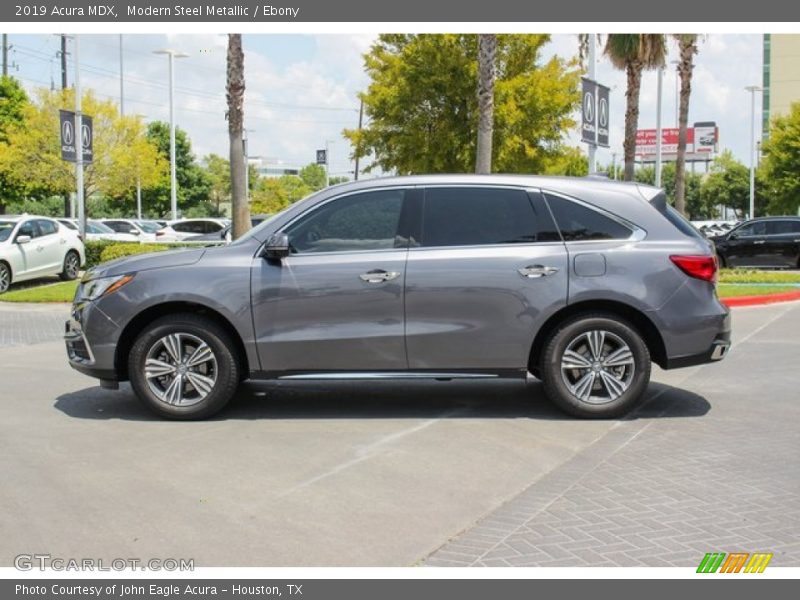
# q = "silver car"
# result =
<box><xmin>65</xmin><ymin>175</ymin><xmax>730</xmax><ymax>419</ymax></box>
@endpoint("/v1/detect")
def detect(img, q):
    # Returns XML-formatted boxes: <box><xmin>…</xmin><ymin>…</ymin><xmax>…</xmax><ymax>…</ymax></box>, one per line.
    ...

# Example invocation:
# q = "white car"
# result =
<box><xmin>57</xmin><ymin>219</ymin><xmax>140</xmax><ymax>243</ymax></box>
<box><xmin>158</xmin><ymin>218</ymin><xmax>229</xmax><ymax>242</ymax></box>
<box><xmin>0</xmin><ymin>216</ymin><xmax>86</xmax><ymax>294</ymax></box>
<box><xmin>99</xmin><ymin>219</ymin><xmax>164</xmax><ymax>243</ymax></box>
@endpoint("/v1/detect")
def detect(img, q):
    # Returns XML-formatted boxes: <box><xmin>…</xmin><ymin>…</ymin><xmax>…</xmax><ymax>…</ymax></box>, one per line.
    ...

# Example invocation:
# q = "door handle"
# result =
<box><xmin>518</xmin><ymin>265</ymin><xmax>559</xmax><ymax>278</ymax></box>
<box><xmin>35</xmin><ymin>245</ymin><xmax>44</xmax><ymax>252</ymax></box>
<box><xmin>753</xmin><ymin>240</ymin><xmax>765</xmax><ymax>245</ymax></box>
<box><xmin>359</xmin><ymin>269</ymin><xmax>400</xmax><ymax>284</ymax></box>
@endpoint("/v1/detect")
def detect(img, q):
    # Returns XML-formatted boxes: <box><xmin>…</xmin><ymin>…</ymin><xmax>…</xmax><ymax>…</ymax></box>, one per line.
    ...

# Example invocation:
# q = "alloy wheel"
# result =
<box><xmin>144</xmin><ymin>333</ymin><xmax>218</xmax><ymax>406</ymax></box>
<box><xmin>560</xmin><ymin>330</ymin><xmax>635</xmax><ymax>405</ymax></box>
<box><xmin>65</xmin><ymin>253</ymin><xmax>80</xmax><ymax>279</ymax></box>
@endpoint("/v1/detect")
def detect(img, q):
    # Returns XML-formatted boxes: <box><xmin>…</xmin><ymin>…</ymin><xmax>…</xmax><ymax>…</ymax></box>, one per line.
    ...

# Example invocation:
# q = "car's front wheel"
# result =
<box><xmin>540</xmin><ymin>313</ymin><xmax>651</xmax><ymax>418</ymax></box>
<box><xmin>128</xmin><ymin>313</ymin><xmax>241</xmax><ymax>419</ymax></box>
<box><xmin>59</xmin><ymin>250</ymin><xmax>81</xmax><ymax>281</ymax></box>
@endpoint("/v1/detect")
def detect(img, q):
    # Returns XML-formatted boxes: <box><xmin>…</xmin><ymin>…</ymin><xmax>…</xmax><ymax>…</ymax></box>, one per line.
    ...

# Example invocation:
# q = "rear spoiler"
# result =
<box><xmin>636</xmin><ymin>184</ymin><xmax>665</xmax><ymax>208</ymax></box>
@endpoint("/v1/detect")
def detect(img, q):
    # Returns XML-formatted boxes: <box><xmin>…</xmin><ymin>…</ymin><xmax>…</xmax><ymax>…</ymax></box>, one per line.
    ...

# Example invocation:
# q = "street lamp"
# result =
<box><xmin>745</xmin><ymin>85</ymin><xmax>763</xmax><ymax>220</ymax></box>
<box><xmin>153</xmin><ymin>49</ymin><xmax>189</xmax><ymax>221</ymax></box>
<box><xmin>671</xmin><ymin>59</ymin><xmax>680</xmax><ymax>128</ymax></box>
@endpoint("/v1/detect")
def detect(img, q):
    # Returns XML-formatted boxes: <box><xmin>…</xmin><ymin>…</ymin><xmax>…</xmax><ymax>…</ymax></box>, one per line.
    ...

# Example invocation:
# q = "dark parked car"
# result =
<box><xmin>65</xmin><ymin>175</ymin><xmax>730</xmax><ymax>420</ymax></box>
<box><xmin>711</xmin><ymin>216</ymin><xmax>800</xmax><ymax>268</ymax></box>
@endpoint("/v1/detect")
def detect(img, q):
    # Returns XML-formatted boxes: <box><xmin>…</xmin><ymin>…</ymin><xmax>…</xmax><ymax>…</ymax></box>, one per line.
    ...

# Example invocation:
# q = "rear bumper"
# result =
<box><xmin>663</xmin><ymin>328</ymin><xmax>731</xmax><ymax>369</ymax></box>
<box><xmin>663</xmin><ymin>309</ymin><xmax>731</xmax><ymax>369</ymax></box>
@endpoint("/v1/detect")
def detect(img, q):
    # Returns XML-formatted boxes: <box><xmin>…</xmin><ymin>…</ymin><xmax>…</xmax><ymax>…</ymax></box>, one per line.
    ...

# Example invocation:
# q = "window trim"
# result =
<box><xmin>541</xmin><ymin>189</ymin><xmax>646</xmax><ymax>244</ymax></box>
<box><xmin>277</xmin><ymin>186</ymin><xmax>413</xmax><ymax>257</ymax></box>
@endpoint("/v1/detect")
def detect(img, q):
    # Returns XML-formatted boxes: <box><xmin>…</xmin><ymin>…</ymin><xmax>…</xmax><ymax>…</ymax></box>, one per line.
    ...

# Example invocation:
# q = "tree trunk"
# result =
<box><xmin>227</xmin><ymin>34</ymin><xmax>250</xmax><ymax>239</ymax></box>
<box><xmin>475</xmin><ymin>34</ymin><xmax>496</xmax><ymax>174</ymax></box>
<box><xmin>674</xmin><ymin>36</ymin><xmax>696</xmax><ymax>216</ymax></box>
<box><xmin>623</xmin><ymin>61</ymin><xmax>642</xmax><ymax>182</ymax></box>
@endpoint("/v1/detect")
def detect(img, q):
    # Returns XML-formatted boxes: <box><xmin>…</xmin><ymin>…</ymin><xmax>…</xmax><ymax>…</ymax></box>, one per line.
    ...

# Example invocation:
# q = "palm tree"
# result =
<box><xmin>673</xmin><ymin>34</ymin><xmax>698</xmax><ymax>215</ymax></box>
<box><xmin>604</xmin><ymin>34</ymin><xmax>667</xmax><ymax>181</ymax></box>
<box><xmin>475</xmin><ymin>34</ymin><xmax>497</xmax><ymax>174</ymax></box>
<box><xmin>227</xmin><ymin>33</ymin><xmax>250</xmax><ymax>239</ymax></box>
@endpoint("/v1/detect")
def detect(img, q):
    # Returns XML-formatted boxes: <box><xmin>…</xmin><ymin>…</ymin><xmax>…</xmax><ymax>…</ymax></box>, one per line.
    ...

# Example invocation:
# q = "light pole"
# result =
<box><xmin>655</xmin><ymin>67</ymin><xmax>664</xmax><ymax>188</ymax></box>
<box><xmin>671</xmin><ymin>59</ymin><xmax>680</xmax><ymax>128</ymax></box>
<box><xmin>153</xmin><ymin>49</ymin><xmax>188</xmax><ymax>221</ymax></box>
<box><xmin>587</xmin><ymin>33</ymin><xmax>597</xmax><ymax>175</ymax></box>
<box><xmin>745</xmin><ymin>85</ymin><xmax>762</xmax><ymax>220</ymax></box>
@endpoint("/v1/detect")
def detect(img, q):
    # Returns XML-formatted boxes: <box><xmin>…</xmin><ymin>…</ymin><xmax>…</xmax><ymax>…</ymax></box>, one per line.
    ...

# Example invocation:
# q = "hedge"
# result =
<box><xmin>84</xmin><ymin>240</ymin><xmax>199</xmax><ymax>269</ymax></box>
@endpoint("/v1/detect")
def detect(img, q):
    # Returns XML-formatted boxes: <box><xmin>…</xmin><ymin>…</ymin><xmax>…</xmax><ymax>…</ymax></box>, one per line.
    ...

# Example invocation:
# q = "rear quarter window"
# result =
<box><xmin>543</xmin><ymin>193</ymin><xmax>633</xmax><ymax>241</ymax></box>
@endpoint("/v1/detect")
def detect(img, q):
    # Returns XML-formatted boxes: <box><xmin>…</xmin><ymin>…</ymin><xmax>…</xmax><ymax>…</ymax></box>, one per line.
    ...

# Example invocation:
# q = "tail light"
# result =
<box><xmin>670</xmin><ymin>255</ymin><xmax>718</xmax><ymax>283</ymax></box>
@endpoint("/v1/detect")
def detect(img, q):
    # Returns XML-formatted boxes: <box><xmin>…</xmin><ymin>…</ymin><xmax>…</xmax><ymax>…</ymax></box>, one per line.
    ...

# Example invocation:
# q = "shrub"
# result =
<box><xmin>99</xmin><ymin>243</ymin><xmax>179</xmax><ymax>264</ymax></box>
<box><xmin>84</xmin><ymin>240</ymin><xmax>115</xmax><ymax>268</ymax></box>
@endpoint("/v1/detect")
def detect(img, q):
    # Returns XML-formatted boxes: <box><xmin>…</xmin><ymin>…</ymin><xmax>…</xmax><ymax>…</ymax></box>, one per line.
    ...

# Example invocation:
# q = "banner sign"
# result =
<box><xmin>59</xmin><ymin>109</ymin><xmax>93</xmax><ymax>163</ymax></box>
<box><xmin>635</xmin><ymin>123</ymin><xmax>717</xmax><ymax>158</ymax></box>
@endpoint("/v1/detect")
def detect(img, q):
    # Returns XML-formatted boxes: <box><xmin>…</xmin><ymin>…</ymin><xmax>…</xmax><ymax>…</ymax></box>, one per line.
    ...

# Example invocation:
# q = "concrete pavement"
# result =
<box><xmin>0</xmin><ymin>301</ymin><xmax>798</xmax><ymax>567</ymax></box>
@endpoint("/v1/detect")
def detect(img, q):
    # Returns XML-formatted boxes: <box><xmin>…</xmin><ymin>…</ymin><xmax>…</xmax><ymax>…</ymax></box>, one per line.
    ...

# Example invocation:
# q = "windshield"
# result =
<box><xmin>0</xmin><ymin>221</ymin><xmax>16</xmax><ymax>243</ymax></box>
<box><xmin>136</xmin><ymin>220</ymin><xmax>162</xmax><ymax>233</ymax></box>
<box><xmin>87</xmin><ymin>221</ymin><xmax>114</xmax><ymax>234</ymax></box>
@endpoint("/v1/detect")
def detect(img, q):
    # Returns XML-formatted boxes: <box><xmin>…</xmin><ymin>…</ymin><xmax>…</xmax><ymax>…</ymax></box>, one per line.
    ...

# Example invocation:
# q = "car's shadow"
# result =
<box><xmin>54</xmin><ymin>379</ymin><xmax>711</xmax><ymax>422</ymax></box>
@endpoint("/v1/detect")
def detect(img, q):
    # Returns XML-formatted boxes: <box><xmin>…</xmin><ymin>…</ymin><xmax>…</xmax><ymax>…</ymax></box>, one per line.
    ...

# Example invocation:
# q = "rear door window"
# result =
<box><xmin>767</xmin><ymin>220</ymin><xmax>800</xmax><ymax>235</ymax></box>
<box><xmin>421</xmin><ymin>187</ymin><xmax>538</xmax><ymax>247</ymax></box>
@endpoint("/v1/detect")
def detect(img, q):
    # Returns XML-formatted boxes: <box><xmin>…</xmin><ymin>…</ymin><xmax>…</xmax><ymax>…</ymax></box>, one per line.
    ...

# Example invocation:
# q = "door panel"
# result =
<box><xmin>404</xmin><ymin>186</ymin><xmax>568</xmax><ymax>371</ymax></box>
<box><xmin>405</xmin><ymin>244</ymin><xmax>568</xmax><ymax>369</ymax></box>
<box><xmin>251</xmin><ymin>188</ymin><xmax>412</xmax><ymax>373</ymax></box>
<box><xmin>252</xmin><ymin>251</ymin><xmax>408</xmax><ymax>372</ymax></box>
<box><xmin>35</xmin><ymin>220</ymin><xmax>64</xmax><ymax>274</ymax></box>
<box><xmin>765</xmin><ymin>220</ymin><xmax>800</xmax><ymax>267</ymax></box>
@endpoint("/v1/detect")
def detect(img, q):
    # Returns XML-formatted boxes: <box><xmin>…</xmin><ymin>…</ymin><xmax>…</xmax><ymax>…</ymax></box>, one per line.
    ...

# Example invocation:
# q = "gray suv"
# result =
<box><xmin>65</xmin><ymin>175</ymin><xmax>730</xmax><ymax>419</ymax></box>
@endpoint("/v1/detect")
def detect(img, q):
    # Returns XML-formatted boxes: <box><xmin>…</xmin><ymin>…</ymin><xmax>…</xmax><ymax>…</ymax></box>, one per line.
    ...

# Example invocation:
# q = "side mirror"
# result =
<box><xmin>263</xmin><ymin>233</ymin><xmax>290</xmax><ymax>259</ymax></box>
<box><xmin>16</xmin><ymin>235</ymin><xmax>31</xmax><ymax>245</ymax></box>
<box><xmin>727</xmin><ymin>232</ymin><xmax>738</xmax><ymax>240</ymax></box>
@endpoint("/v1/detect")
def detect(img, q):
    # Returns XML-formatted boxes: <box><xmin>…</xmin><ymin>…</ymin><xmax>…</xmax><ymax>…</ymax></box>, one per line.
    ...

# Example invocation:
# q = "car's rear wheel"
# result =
<box><xmin>128</xmin><ymin>313</ymin><xmax>240</xmax><ymax>419</ymax></box>
<box><xmin>0</xmin><ymin>262</ymin><xmax>11</xmax><ymax>294</ymax></box>
<box><xmin>59</xmin><ymin>250</ymin><xmax>81</xmax><ymax>281</ymax></box>
<box><xmin>540</xmin><ymin>313</ymin><xmax>651</xmax><ymax>418</ymax></box>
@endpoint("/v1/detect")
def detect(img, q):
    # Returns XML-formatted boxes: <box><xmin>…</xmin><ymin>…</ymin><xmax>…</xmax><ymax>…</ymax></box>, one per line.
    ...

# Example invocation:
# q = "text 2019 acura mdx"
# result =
<box><xmin>65</xmin><ymin>175</ymin><xmax>730</xmax><ymax>419</ymax></box>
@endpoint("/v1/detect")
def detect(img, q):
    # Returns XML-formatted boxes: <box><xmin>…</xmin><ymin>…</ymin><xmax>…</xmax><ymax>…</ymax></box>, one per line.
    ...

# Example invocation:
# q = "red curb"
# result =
<box><xmin>720</xmin><ymin>289</ymin><xmax>800</xmax><ymax>308</ymax></box>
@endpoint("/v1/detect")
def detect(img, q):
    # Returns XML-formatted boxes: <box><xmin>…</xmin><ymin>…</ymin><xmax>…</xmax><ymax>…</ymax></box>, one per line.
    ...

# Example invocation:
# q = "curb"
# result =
<box><xmin>721</xmin><ymin>290</ymin><xmax>800</xmax><ymax>308</ymax></box>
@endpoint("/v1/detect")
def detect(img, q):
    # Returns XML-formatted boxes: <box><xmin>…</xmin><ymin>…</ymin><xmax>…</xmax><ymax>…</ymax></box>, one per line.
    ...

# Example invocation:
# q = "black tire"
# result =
<box><xmin>59</xmin><ymin>250</ymin><xmax>81</xmax><ymax>281</ymax></box>
<box><xmin>0</xmin><ymin>262</ymin><xmax>11</xmax><ymax>294</ymax></box>
<box><xmin>128</xmin><ymin>313</ymin><xmax>241</xmax><ymax>419</ymax></box>
<box><xmin>717</xmin><ymin>253</ymin><xmax>727</xmax><ymax>269</ymax></box>
<box><xmin>540</xmin><ymin>313</ymin><xmax>651</xmax><ymax>419</ymax></box>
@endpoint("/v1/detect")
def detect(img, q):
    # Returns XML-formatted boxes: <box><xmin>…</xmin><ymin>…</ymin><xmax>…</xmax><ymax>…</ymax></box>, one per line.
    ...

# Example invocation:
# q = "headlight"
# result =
<box><xmin>80</xmin><ymin>274</ymin><xmax>134</xmax><ymax>301</ymax></box>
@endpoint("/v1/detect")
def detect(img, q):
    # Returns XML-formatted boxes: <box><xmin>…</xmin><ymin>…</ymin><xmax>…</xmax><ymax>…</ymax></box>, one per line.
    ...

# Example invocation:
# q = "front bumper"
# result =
<box><xmin>64</xmin><ymin>301</ymin><xmax>120</xmax><ymax>383</ymax></box>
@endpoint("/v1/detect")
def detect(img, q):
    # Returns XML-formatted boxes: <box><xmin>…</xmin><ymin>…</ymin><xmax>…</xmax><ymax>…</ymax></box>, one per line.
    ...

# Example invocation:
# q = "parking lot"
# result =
<box><xmin>1</xmin><ymin>300</ymin><xmax>798</xmax><ymax>567</ymax></box>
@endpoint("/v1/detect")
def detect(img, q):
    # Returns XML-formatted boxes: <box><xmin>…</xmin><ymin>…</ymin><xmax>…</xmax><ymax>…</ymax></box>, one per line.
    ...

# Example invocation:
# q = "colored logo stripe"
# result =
<box><xmin>697</xmin><ymin>552</ymin><xmax>773</xmax><ymax>573</ymax></box>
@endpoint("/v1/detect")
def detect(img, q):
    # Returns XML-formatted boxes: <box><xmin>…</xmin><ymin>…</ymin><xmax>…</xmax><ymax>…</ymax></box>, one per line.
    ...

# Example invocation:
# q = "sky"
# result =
<box><xmin>4</xmin><ymin>33</ymin><xmax>764</xmax><ymax>177</ymax></box>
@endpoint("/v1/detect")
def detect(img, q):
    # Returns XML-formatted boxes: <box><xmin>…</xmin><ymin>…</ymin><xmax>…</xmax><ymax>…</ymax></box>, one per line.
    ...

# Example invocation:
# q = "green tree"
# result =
<box><xmin>345</xmin><ymin>34</ymin><xmax>581</xmax><ymax>175</ymax></box>
<box><xmin>250</xmin><ymin>175</ymin><xmax>312</xmax><ymax>215</ymax></box>
<box><xmin>543</xmin><ymin>146</ymin><xmax>589</xmax><ymax>177</ymax></box>
<box><xmin>204</xmin><ymin>153</ymin><xmax>231</xmax><ymax>213</ymax></box>
<box><xmin>142</xmin><ymin>121</ymin><xmax>211</xmax><ymax>217</ymax></box>
<box><xmin>0</xmin><ymin>88</ymin><xmax>166</xmax><ymax>213</ymax></box>
<box><xmin>760</xmin><ymin>102</ymin><xmax>800</xmax><ymax>215</ymax></box>
<box><xmin>604</xmin><ymin>35</ymin><xmax>667</xmax><ymax>181</ymax></box>
<box><xmin>0</xmin><ymin>76</ymin><xmax>29</xmax><ymax>213</ymax></box>
<box><xmin>299</xmin><ymin>162</ymin><xmax>327</xmax><ymax>190</ymax></box>
<box><xmin>329</xmin><ymin>175</ymin><xmax>350</xmax><ymax>185</ymax></box>
<box><xmin>699</xmin><ymin>150</ymin><xmax>768</xmax><ymax>219</ymax></box>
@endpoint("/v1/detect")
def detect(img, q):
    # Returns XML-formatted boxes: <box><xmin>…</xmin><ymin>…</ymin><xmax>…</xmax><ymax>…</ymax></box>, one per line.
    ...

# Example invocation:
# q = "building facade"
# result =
<box><xmin>762</xmin><ymin>34</ymin><xmax>800</xmax><ymax>139</ymax></box>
